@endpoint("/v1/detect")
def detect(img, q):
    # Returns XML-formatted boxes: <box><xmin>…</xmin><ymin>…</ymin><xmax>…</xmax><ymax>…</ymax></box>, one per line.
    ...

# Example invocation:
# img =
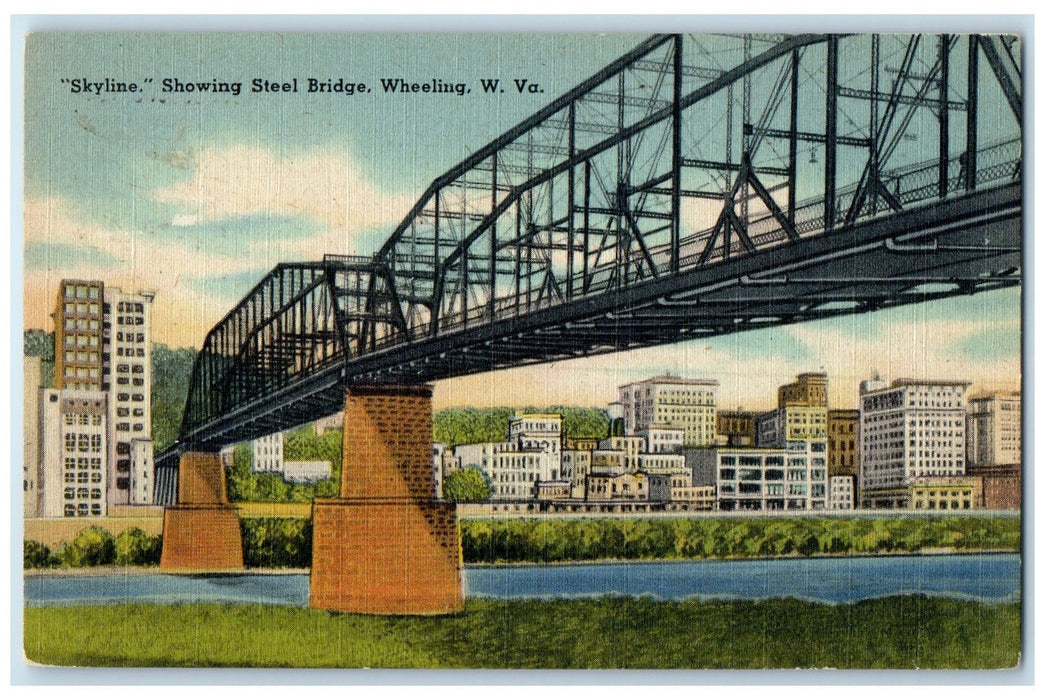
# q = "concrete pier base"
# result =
<box><xmin>159</xmin><ymin>452</ymin><xmax>244</xmax><ymax>571</ymax></box>
<box><xmin>309</xmin><ymin>385</ymin><xmax>464</xmax><ymax>614</ymax></box>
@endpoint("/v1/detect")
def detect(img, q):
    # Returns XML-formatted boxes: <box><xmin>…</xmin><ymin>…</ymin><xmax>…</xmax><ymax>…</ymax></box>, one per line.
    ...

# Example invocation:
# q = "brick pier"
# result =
<box><xmin>309</xmin><ymin>385</ymin><xmax>464</xmax><ymax>614</ymax></box>
<box><xmin>159</xmin><ymin>452</ymin><xmax>244</xmax><ymax>571</ymax></box>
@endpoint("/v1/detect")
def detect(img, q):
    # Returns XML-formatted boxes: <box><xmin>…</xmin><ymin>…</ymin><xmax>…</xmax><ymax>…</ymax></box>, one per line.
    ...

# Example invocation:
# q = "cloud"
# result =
<box><xmin>149</xmin><ymin>144</ymin><xmax>414</xmax><ymax>256</ymax></box>
<box><xmin>23</xmin><ymin>196</ymin><xmax>265</xmax><ymax>347</ymax></box>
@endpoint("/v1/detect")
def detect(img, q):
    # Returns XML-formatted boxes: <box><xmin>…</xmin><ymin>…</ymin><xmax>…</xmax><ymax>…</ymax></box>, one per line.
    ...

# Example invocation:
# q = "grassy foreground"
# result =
<box><xmin>24</xmin><ymin>596</ymin><xmax>1020</xmax><ymax>669</ymax></box>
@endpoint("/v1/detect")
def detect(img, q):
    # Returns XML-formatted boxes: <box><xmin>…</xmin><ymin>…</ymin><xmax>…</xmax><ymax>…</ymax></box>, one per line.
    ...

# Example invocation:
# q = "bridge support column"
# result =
<box><xmin>309</xmin><ymin>385</ymin><xmax>464</xmax><ymax>615</ymax></box>
<box><xmin>159</xmin><ymin>452</ymin><xmax>244</xmax><ymax>571</ymax></box>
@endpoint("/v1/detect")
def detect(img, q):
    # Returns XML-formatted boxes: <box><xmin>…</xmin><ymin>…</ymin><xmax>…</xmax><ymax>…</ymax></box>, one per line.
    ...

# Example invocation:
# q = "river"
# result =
<box><xmin>24</xmin><ymin>553</ymin><xmax>1020</xmax><ymax>608</ymax></box>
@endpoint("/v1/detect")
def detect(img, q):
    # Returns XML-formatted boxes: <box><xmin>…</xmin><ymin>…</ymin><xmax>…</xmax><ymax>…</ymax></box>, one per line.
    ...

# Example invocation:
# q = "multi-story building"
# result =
<box><xmin>252</xmin><ymin>432</ymin><xmax>285</xmax><ymax>473</ymax></box>
<box><xmin>756</xmin><ymin>404</ymin><xmax>828</xmax><ymax>447</ymax></box>
<box><xmin>54</xmin><ymin>280</ymin><xmax>105</xmax><ymax>392</ymax></box>
<box><xmin>44</xmin><ymin>279</ymin><xmax>156</xmax><ymax>513</ymax></box>
<box><xmin>827</xmin><ymin>409</ymin><xmax>859</xmax><ymax>478</ymax></box>
<box><xmin>716</xmin><ymin>409</ymin><xmax>757</xmax><ymax>446</ymax></box>
<box><xmin>39</xmin><ymin>389</ymin><xmax>108</xmax><ymax>517</ymax></box>
<box><xmin>453</xmin><ymin>413</ymin><xmax>564</xmax><ymax>500</ymax></box>
<box><xmin>636</xmin><ymin>452</ymin><xmax>687</xmax><ymax>475</ymax></box>
<box><xmin>618</xmin><ymin>375</ymin><xmax>719</xmax><ymax>446</ymax></box>
<box><xmin>828</xmin><ymin>475</ymin><xmax>855</xmax><ymax>510</ymax></box>
<box><xmin>637</xmin><ymin>425</ymin><xmax>684</xmax><ymax>454</ymax></box>
<box><xmin>757</xmin><ymin>373</ymin><xmax>830</xmax><ymax>448</ymax></box>
<box><xmin>598</xmin><ymin>435</ymin><xmax>646</xmax><ymax>470</ymax></box>
<box><xmin>24</xmin><ymin>356</ymin><xmax>42</xmax><ymax>517</ymax></box>
<box><xmin>858</xmin><ymin>377</ymin><xmax>971</xmax><ymax>508</ymax></box>
<box><xmin>106</xmin><ymin>287</ymin><xmax>155</xmax><ymax>505</ymax></box>
<box><xmin>585</xmin><ymin>471</ymin><xmax>671</xmax><ymax>503</ymax></box>
<box><xmin>686</xmin><ymin>440</ymin><xmax>829</xmax><ymax>511</ymax></box>
<box><xmin>129</xmin><ymin>438</ymin><xmax>154</xmax><ymax>505</ymax></box>
<box><xmin>666</xmin><ymin>475</ymin><xmax>716</xmax><ymax>511</ymax></box>
<box><xmin>967</xmin><ymin>391</ymin><xmax>1021</xmax><ymax>467</ymax></box>
<box><xmin>314</xmin><ymin>410</ymin><xmax>345</xmax><ymax>435</ymax></box>
<box><xmin>778</xmin><ymin>372</ymin><xmax>828</xmax><ymax>408</ymax></box>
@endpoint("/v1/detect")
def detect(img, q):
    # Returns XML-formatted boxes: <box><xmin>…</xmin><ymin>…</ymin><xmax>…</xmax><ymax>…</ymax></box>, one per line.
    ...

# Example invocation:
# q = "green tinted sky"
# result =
<box><xmin>22</xmin><ymin>31</ymin><xmax>1021</xmax><ymax>409</ymax></box>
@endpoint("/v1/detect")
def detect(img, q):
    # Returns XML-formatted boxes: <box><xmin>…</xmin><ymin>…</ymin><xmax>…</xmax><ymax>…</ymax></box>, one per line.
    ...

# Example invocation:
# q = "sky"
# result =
<box><xmin>21</xmin><ymin>31</ymin><xmax>1022</xmax><ymax>412</ymax></box>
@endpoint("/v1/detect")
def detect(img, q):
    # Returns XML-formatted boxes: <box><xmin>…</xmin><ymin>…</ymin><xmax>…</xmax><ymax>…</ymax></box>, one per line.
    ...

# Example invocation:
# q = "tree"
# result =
<box><xmin>442</xmin><ymin>468</ymin><xmax>490</xmax><ymax>502</ymax></box>
<box><xmin>62</xmin><ymin>527</ymin><xmax>116</xmax><ymax>567</ymax></box>
<box><xmin>24</xmin><ymin>540</ymin><xmax>57</xmax><ymax>569</ymax></box>
<box><xmin>151</xmin><ymin>344</ymin><xmax>198</xmax><ymax>452</ymax></box>
<box><xmin>114</xmin><ymin>528</ymin><xmax>162</xmax><ymax>566</ymax></box>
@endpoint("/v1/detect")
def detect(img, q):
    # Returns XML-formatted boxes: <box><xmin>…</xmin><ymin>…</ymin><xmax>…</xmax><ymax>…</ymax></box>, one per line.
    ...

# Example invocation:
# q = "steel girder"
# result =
<box><xmin>165</xmin><ymin>32</ymin><xmax>1022</xmax><ymax>464</ymax></box>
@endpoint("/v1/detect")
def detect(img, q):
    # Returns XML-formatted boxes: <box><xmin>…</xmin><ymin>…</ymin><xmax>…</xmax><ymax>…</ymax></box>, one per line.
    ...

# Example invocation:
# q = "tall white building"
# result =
<box><xmin>858</xmin><ymin>377</ymin><xmax>970</xmax><ymax>493</ymax></box>
<box><xmin>39</xmin><ymin>389</ymin><xmax>109</xmax><ymax>517</ymax></box>
<box><xmin>967</xmin><ymin>391</ymin><xmax>1021</xmax><ymax>467</ymax></box>
<box><xmin>252</xmin><ymin>432</ymin><xmax>285</xmax><ymax>473</ymax></box>
<box><xmin>43</xmin><ymin>280</ymin><xmax>156</xmax><ymax>513</ymax></box>
<box><xmin>106</xmin><ymin>287</ymin><xmax>155</xmax><ymax>505</ymax></box>
<box><xmin>618</xmin><ymin>376</ymin><xmax>719</xmax><ymax>446</ymax></box>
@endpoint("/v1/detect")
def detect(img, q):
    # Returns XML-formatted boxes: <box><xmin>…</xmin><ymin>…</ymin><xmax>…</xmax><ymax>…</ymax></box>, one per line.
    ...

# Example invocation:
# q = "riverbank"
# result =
<box><xmin>24</xmin><ymin>596</ymin><xmax>1020</xmax><ymax>668</ymax></box>
<box><xmin>23</xmin><ymin>547</ymin><xmax>1019</xmax><ymax>576</ymax></box>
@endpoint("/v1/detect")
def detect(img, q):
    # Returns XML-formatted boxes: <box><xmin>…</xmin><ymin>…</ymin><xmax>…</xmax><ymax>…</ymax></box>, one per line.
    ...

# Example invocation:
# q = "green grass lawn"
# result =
<box><xmin>24</xmin><ymin>596</ymin><xmax>1020</xmax><ymax>669</ymax></box>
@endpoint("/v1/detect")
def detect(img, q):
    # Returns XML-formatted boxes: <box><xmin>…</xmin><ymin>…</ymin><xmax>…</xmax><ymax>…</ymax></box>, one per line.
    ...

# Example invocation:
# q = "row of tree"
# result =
<box><xmin>24</xmin><ymin>519</ymin><xmax>313</xmax><ymax>569</ymax></box>
<box><xmin>24</xmin><ymin>527</ymin><xmax>161</xmax><ymax>568</ymax></box>
<box><xmin>27</xmin><ymin>516</ymin><xmax>1020</xmax><ymax>569</ymax></box>
<box><xmin>433</xmin><ymin>406</ymin><xmax>610</xmax><ymax>447</ymax></box>
<box><xmin>459</xmin><ymin>516</ymin><xmax>1022</xmax><ymax>563</ymax></box>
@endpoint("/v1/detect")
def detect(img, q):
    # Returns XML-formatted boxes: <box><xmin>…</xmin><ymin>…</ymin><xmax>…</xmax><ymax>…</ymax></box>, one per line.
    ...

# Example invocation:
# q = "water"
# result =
<box><xmin>24</xmin><ymin>553</ymin><xmax>1020</xmax><ymax>608</ymax></box>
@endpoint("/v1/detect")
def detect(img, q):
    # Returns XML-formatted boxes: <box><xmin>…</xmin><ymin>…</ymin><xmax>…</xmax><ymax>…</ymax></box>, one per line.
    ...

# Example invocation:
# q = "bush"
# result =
<box><xmin>114</xmin><ymin>528</ymin><xmax>162</xmax><ymax>566</ymax></box>
<box><xmin>443</xmin><ymin>468</ymin><xmax>490</xmax><ymax>502</ymax></box>
<box><xmin>24</xmin><ymin>540</ymin><xmax>58</xmax><ymax>569</ymax></box>
<box><xmin>62</xmin><ymin>527</ymin><xmax>116</xmax><ymax>567</ymax></box>
<box><xmin>241</xmin><ymin>518</ymin><xmax>312</xmax><ymax>568</ymax></box>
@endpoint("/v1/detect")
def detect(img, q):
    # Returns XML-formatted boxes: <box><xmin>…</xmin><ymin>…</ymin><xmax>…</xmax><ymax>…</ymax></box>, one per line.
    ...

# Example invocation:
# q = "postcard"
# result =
<box><xmin>21</xmin><ymin>28</ymin><xmax>1023</xmax><ymax>671</ymax></box>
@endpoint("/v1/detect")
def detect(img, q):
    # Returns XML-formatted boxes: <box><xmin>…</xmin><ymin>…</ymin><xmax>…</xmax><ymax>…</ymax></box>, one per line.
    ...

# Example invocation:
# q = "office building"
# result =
<box><xmin>778</xmin><ymin>372</ymin><xmax>828</xmax><ymax>408</ymax></box>
<box><xmin>618</xmin><ymin>375</ymin><xmax>719</xmax><ymax>446</ymax></box>
<box><xmin>828</xmin><ymin>475</ymin><xmax>855</xmax><ymax>510</ymax></box>
<box><xmin>686</xmin><ymin>440</ymin><xmax>829</xmax><ymax>511</ymax></box>
<box><xmin>39</xmin><ymin>389</ymin><xmax>109</xmax><ymax>517</ymax></box>
<box><xmin>53</xmin><ymin>280</ymin><xmax>105</xmax><ymax>391</ymax></box>
<box><xmin>858</xmin><ymin>377</ymin><xmax>970</xmax><ymax>508</ymax></box>
<box><xmin>827</xmin><ymin>409</ymin><xmax>859</xmax><ymax>477</ymax></box>
<box><xmin>252</xmin><ymin>432</ymin><xmax>285</xmax><ymax>473</ymax></box>
<box><xmin>716</xmin><ymin>409</ymin><xmax>757</xmax><ymax>446</ymax></box>
<box><xmin>106</xmin><ymin>287</ymin><xmax>155</xmax><ymax>505</ymax></box>
<box><xmin>967</xmin><ymin>391</ymin><xmax>1021</xmax><ymax>467</ymax></box>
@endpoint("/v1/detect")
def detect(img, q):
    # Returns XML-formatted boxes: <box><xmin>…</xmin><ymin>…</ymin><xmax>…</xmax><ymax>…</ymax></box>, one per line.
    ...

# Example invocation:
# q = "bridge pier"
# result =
<box><xmin>309</xmin><ymin>385</ymin><xmax>464</xmax><ymax>615</ymax></box>
<box><xmin>159</xmin><ymin>452</ymin><xmax>244</xmax><ymax>571</ymax></box>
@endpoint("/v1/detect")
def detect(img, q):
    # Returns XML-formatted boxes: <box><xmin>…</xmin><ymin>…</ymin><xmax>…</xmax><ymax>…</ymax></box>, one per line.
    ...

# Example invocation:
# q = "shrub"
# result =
<box><xmin>24</xmin><ymin>540</ymin><xmax>57</xmax><ymax>569</ymax></box>
<box><xmin>443</xmin><ymin>468</ymin><xmax>490</xmax><ymax>502</ymax></box>
<box><xmin>241</xmin><ymin>518</ymin><xmax>312</xmax><ymax>568</ymax></box>
<box><xmin>114</xmin><ymin>528</ymin><xmax>162</xmax><ymax>566</ymax></box>
<box><xmin>62</xmin><ymin>527</ymin><xmax>116</xmax><ymax>568</ymax></box>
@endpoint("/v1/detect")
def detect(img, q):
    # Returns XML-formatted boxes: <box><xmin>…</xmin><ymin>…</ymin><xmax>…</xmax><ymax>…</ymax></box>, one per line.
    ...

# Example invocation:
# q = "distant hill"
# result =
<box><xmin>433</xmin><ymin>406</ymin><xmax>610</xmax><ymax>447</ymax></box>
<box><xmin>151</xmin><ymin>345</ymin><xmax>197</xmax><ymax>452</ymax></box>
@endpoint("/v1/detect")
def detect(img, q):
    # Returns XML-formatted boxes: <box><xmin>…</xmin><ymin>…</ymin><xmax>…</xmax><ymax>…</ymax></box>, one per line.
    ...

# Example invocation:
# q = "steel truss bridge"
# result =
<box><xmin>156</xmin><ymin>32</ymin><xmax>1022</xmax><ymax>487</ymax></box>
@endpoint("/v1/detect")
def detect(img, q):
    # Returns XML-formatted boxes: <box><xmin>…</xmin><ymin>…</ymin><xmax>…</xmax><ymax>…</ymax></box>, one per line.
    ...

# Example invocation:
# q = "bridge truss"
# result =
<box><xmin>168</xmin><ymin>32</ymin><xmax>1022</xmax><ymax>465</ymax></box>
